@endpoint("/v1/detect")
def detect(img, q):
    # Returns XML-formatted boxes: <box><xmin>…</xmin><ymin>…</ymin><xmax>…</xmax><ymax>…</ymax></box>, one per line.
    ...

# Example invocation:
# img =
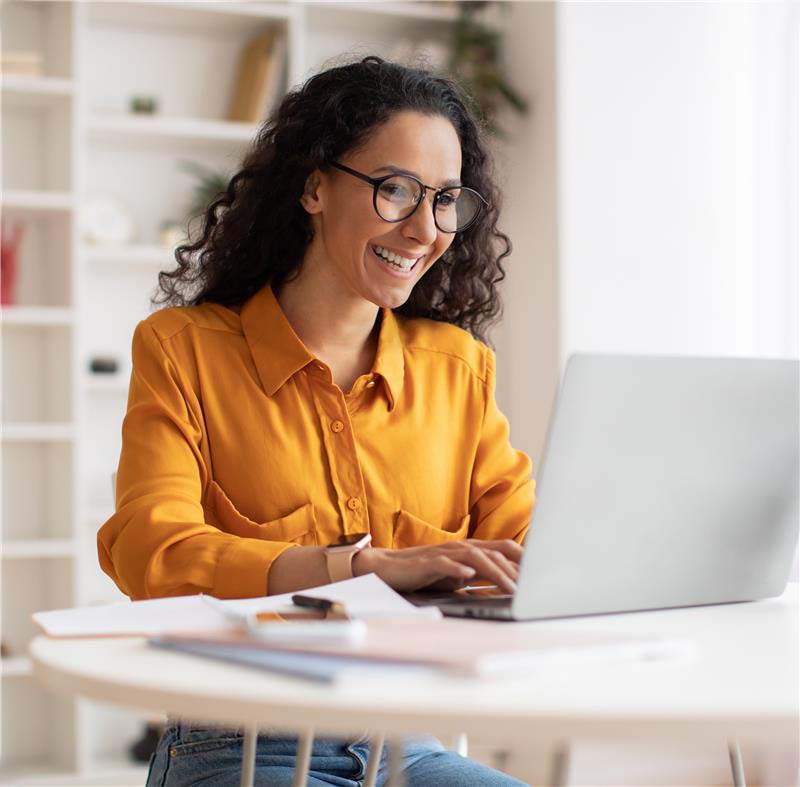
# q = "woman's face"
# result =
<box><xmin>301</xmin><ymin>110</ymin><xmax>462</xmax><ymax>310</ymax></box>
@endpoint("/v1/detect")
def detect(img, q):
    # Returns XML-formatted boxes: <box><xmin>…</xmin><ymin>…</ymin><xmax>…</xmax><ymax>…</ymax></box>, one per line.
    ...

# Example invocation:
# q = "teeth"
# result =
<box><xmin>373</xmin><ymin>245</ymin><xmax>416</xmax><ymax>270</ymax></box>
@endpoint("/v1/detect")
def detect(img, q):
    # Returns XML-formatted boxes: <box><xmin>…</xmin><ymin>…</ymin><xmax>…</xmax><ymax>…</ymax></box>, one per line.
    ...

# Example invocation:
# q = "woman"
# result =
<box><xmin>99</xmin><ymin>55</ymin><xmax>534</xmax><ymax>786</ymax></box>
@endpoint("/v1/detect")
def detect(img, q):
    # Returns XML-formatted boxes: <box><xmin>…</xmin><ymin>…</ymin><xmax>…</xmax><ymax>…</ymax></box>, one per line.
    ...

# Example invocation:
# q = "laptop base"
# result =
<box><xmin>403</xmin><ymin>592</ymin><xmax>516</xmax><ymax>620</ymax></box>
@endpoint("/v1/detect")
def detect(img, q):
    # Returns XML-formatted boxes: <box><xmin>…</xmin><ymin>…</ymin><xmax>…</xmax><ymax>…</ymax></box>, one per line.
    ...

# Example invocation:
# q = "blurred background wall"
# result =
<box><xmin>496</xmin><ymin>0</ymin><xmax>798</xmax><ymax>473</ymax></box>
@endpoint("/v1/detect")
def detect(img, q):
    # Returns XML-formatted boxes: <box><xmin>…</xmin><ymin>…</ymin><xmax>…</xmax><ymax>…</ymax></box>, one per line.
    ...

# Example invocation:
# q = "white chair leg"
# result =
<box><xmin>549</xmin><ymin>741</ymin><xmax>571</xmax><ymax>787</ymax></box>
<box><xmin>292</xmin><ymin>729</ymin><xmax>314</xmax><ymax>787</ymax></box>
<box><xmin>387</xmin><ymin>737</ymin><xmax>406</xmax><ymax>787</ymax></box>
<box><xmin>452</xmin><ymin>732</ymin><xmax>468</xmax><ymax>757</ymax></box>
<box><xmin>728</xmin><ymin>739</ymin><xmax>746</xmax><ymax>787</ymax></box>
<box><xmin>363</xmin><ymin>733</ymin><xmax>385</xmax><ymax>787</ymax></box>
<box><xmin>240</xmin><ymin>724</ymin><xmax>258</xmax><ymax>787</ymax></box>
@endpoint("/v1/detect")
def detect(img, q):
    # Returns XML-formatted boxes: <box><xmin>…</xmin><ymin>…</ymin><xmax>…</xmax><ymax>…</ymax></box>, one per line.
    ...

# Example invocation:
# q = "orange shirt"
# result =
<box><xmin>98</xmin><ymin>283</ymin><xmax>535</xmax><ymax>600</ymax></box>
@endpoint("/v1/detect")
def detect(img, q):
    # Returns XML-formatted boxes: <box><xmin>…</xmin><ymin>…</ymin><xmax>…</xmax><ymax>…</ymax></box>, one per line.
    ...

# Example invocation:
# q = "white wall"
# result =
<box><xmin>494</xmin><ymin>1</ymin><xmax>560</xmax><ymax>473</ymax></box>
<box><xmin>552</xmin><ymin>0</ymin><xmax>799</xmax><ymax>588</ymax></box>
<box><xmin>498</xmin><ymin>0</ymin><xmax>798</xmax><ymax>576</ymax></box>
<box><xmin>554</xmin><ymin>1</ymin><xmax>798</xmax><ymax>364</ymax></box>
<box><xmin>496</xmin><ymin>1</ymin><xmax>798</xmax><ymax>469</ymax></box>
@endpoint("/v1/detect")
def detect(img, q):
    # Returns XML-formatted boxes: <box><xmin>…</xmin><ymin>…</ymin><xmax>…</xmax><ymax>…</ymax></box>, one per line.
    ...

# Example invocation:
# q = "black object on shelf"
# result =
<box><xmin>129</xmin><ymin>722</ymin><xmax>164</xmax><ymax>763</ymax></box>
<box><xmin>130</xmin><ymin>95</ymin><xmax>158</xmax><ymax>114</ymax></box>
<box><xmin>89</xmin><ymin>356</ymin><xmax>119</xmax><ymax>374</ymax></box>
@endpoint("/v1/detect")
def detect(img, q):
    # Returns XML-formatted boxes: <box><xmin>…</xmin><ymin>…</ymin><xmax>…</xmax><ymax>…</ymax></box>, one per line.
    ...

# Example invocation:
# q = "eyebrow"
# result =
<box><xmin>371</xmin><ymin>165</ymin><xmax>461</xmax><ymax>189</ymax></box>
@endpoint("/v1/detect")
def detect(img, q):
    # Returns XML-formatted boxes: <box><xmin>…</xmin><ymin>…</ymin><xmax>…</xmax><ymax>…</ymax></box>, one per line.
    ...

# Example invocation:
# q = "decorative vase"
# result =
<box><xmin>1</xmin><ymin>222</ymin><xmax>24</xmax><ymax>305</ymax></box>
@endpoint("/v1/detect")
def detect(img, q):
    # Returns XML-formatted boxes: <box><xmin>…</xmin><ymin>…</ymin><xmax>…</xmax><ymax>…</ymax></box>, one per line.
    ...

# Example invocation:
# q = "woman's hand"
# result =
<box><xmin>352</xmin><ymin>539</ymin><xmax>522</xmax><ymax>594</ymax></box>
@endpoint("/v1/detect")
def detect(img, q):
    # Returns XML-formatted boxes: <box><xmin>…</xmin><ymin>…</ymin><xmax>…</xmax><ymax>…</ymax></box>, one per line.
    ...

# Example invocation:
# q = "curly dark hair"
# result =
<box><xmin>152</xmin><ymin>54</ymin><xmax>512</xmax><ymax>346</ymax></box>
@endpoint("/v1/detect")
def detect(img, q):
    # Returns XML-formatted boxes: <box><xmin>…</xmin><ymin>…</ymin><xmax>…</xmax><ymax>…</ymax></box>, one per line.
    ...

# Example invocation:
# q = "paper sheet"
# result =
<box><xmin>32</xmin><ymin>573</ymin><xmax>438</xmax><ymax>638</ymax></box>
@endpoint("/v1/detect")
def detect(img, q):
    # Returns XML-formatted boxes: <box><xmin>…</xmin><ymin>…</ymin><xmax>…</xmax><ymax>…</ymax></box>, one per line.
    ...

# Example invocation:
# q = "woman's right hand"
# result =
<box><xmin>352</xmin><ymin>539</ymin><xmax>522</xmax><ymax>595</ymax></box>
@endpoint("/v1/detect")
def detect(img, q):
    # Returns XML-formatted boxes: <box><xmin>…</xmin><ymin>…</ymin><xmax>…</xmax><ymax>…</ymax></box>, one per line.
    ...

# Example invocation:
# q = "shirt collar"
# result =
<box><xmin>240</xmin><ymin>283</ymin><xmax>405</xmax><ymax>411</ymax></box>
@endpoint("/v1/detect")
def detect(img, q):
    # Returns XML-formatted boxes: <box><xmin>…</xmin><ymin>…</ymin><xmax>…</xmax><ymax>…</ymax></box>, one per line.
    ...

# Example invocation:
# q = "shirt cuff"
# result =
<box><xmin>213</xmin><ymin>539</ymin><xmax>299</xmax><ymax>599</ymax></box>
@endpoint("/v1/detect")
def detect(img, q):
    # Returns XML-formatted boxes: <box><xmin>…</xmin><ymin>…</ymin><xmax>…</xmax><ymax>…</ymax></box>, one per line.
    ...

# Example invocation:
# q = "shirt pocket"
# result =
<box><xmin>392</xmin><ymin>509</ymin><xmax>471</xmax><ymax>549</ymax></box>
<box><xmin>204</xmin><ymin>479</ymin><xmax>318</xmax><ymax>546</ymax></box>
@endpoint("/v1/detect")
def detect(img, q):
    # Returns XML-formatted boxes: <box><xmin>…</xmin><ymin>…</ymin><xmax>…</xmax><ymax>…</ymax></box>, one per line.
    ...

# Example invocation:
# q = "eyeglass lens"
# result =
<box><xmin>375</xmin><ymin>175</ymin><xmax>482</xmax><ymax>232</ymax></box>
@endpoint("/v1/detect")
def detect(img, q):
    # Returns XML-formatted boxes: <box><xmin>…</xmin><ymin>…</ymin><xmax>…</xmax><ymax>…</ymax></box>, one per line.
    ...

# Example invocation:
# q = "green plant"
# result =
<box><xmin>449</xmin><ymin>1</ymin><xmax>528</xmax><ymax>139</ymax></box>
<box><xmin>178</xmin><ymin>159</ymin><xmax>230</xmax><ymax>224</ymax></box>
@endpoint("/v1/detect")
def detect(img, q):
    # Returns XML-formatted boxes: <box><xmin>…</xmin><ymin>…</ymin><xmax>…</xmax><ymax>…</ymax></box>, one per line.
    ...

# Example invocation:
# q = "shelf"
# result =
<box><xmin>78</xmin><ymin>761</ymin><xmax>150</xmax><ymax>787</ymax></box>
<box><xmin>84</xmin><ymin>243</ymin><xmax>178</xmax><ymax>267</ymax></box>
<box><xmin>89</xmin><ymin>113</ymin><xmax>258</xmax><ymax>148</ymax></box>
<box><xmin>302</xmin><ymin>0</ymin><xmax>460</xmax><ymax>22</ymax></box>
<box><xmin>2</xmin><ymin>423</ymin><xmax>75</xmax><ymax>441</ymax></box>
<box><xmin>1</xmin><ymin>75</ymin><xmax>74</xmax><ymax>107</ymax></box>
<box><xmin>0</xmin><ymin>677</ymin><xmax>76</xmax><ymax>781</ymax></box>
<box><xmin>2</xmin><ymin>442</ymin><xmax>74</xmax><ymax>540</ymax></box>
<box><xmin>1</xmin><ymin>657</ymin><xmax>33</xmax><ymax>678</ymax></box>
<box><xmin>3</xmin><ymin>324</ymin><xmax>73</xmax><ymax>422</ymax></box>
<box><xmin>1</xmin><ymin>557</ymin><xmax>73</xmax><ymax>685</ymax></box>
<box><xmin>0</xmin><ymin>766</ymin><xmax>150</xmax><ymax>787</ymax></box>
<box><xmin>1</xmin><ymin>307</ymin><xmax>74</xmax><ymax>327</ymax></box>
<box><xmin>83</xmin><ymin>375</ymin><xmax>129</xmax><ymax>395</ymax></box>
<box><xmin>0</xmin><ymin>0</ymin><xmax>74</xmax><ymax>82</ymax></box>
<box><xmin>89</xmin><ymin>1</ymin><xmax>294</xmax><ymax>32</ymax></box>
<box><xmin>3</xmin><ymin>540</ymin><xmax>76</xmax><ymax>559</ymax></box>
<box><xmin>0</xmin><ymin>210</ymin><xmax>72</xmax><ymax>306</ymax></box>
<box><xmin>0</xmin><ymin>190</ymin><xmax>74</xmax><ymax>212</ymax></box>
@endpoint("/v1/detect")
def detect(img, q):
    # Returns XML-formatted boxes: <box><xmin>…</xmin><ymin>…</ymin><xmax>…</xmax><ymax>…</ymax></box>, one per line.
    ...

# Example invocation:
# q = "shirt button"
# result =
<box><xmin>331</xmin><ymin>420</ymin><xmax>345</xmax><ymax>433</ymax></box>
<box><xmin>347</xmin><ymin>497</ymin><xmax>362</xmax><ymax>511</ymax></box>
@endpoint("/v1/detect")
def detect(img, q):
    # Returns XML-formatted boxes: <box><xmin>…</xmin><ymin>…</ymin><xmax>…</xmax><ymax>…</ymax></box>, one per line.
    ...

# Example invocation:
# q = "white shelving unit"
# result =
<box><xmin>0</xmin><ymin>0</ymin><xmax>486</xmax><ymax>783</ymax></box>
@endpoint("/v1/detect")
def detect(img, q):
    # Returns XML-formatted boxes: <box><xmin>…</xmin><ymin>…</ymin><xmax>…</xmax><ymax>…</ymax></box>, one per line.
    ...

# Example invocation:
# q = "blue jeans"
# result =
<box><xmin>146</xmin><ymin>722</ymin><xmax>529</xmax><ymax>786</ymax></box>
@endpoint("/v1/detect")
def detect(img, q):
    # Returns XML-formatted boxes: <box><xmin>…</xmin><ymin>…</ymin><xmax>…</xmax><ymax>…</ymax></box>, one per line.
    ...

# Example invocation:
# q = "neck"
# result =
<box><xmin>274</xmin><ymin>254</ymin><xmax>381</xmax><ymax>362</ymax></box>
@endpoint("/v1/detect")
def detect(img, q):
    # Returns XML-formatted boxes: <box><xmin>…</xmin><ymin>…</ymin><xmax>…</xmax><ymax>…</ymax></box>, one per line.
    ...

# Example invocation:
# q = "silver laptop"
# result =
<box><xmin>407</xmin><ymin>353</ymin><xmax>799</xmax><ymax>620</ymax></box>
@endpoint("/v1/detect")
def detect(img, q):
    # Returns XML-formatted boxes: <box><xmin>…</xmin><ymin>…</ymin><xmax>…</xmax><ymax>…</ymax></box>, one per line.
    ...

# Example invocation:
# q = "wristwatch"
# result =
<box><xmin>324</xmin><ymin>532</ymin><xmax>372</xmax><ymax>582</ymax></box>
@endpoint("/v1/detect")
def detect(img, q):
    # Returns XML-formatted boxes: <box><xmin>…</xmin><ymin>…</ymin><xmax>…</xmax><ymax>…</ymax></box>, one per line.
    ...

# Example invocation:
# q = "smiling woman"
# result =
<box><xmin>153</xmin><ymin>54</ymin><xmax>509</xmax><ymax>343</ymax></box>
<box><xmin>99</xmin><ymin>54</ymin><xmax>533</xmax><ymax>786</ymax></box>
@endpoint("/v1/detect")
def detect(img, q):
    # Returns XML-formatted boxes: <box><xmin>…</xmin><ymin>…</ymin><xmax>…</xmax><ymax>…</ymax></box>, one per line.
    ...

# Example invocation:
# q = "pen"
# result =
<box><xmin>291</xmin><ymin>594</ymin><xmax>349</xmax><ymax>619</ymax></box>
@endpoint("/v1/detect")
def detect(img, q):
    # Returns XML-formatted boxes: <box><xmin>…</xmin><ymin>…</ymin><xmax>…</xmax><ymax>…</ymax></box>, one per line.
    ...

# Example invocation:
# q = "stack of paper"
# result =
<box><xmin>32</xmin><ymin>574</ymin><xmax>438</xmax><ymax>638</ymax></box>
<box><xmin>33</xmin><ymin>574</ymin><xmax>694</xmax><ymax>684</ymax></box>
<box><xmin>151</xmin><ymin>618</ymin><xmax>693</xmax><ymax>682</ymax></box>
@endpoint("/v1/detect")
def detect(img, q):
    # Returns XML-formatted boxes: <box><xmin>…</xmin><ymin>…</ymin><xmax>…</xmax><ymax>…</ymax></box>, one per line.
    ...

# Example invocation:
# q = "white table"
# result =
<box><xmin>31</xmin><ymin>584</ymin><xmax>798</xmax><ymax>786</ymax></box>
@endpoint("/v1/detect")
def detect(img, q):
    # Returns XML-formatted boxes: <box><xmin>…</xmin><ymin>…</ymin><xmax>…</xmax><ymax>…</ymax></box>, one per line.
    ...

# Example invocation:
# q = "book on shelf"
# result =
<box><xmin>227</xmin><ymin>29</ymin><xmax>286</xmax><ymax>124</ymax></box>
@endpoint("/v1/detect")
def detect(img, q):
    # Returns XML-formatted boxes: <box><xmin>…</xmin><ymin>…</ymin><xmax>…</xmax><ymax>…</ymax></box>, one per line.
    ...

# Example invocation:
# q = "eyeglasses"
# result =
<box><xmin>328</xmin><ymin>161</ymin><xmax>488</xmax><ymax>234</ymax></box>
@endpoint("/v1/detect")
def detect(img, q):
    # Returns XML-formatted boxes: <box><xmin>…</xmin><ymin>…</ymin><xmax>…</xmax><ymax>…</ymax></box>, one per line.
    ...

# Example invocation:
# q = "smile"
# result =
<box><xmin>370</xmin><ymin>245</ymin><xmax>422</xmax><ymax>277</ymax></box>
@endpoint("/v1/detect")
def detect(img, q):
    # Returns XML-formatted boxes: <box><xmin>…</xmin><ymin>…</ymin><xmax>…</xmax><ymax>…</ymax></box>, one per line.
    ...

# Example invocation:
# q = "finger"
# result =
<box><xmin>467</xmin><ymin>538</ymin><xmax>524</xmax><ymax>564</ymax></box>
<box><xmin>476</xmin><ymin>547</ymin><xmax>520</xmax><ymax>583</ymax></box>
<box><xmin>450</xmin><ymin>545</ymin><xmax>517</xmax><ymax>594</ymax></box>
<box><xmin>419</xmin><ymin>555</ymin><xmax>476</xmax><ymax>589</ymax></box>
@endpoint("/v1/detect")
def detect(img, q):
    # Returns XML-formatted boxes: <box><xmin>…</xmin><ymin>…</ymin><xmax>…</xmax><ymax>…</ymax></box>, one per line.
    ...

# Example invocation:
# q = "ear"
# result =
<box><xmin>299</xmin><ymin>169</ymin><xmax>324</xmax><ymax>214</ymax></box>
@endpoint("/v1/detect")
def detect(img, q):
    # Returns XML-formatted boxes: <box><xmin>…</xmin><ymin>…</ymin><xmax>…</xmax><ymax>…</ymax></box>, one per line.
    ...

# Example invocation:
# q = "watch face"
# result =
<box><xmin>332</xmin><ymin>532</ymin><xmax>371</xmax><ymax>548</ymax></box>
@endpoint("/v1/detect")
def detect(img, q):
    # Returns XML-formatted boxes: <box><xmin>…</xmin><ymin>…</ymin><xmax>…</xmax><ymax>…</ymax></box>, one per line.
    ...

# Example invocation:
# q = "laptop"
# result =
<box><xmin>406</xmin><ymin>353</ymin><xmax>799</xmax><ymax>621</ymax></box>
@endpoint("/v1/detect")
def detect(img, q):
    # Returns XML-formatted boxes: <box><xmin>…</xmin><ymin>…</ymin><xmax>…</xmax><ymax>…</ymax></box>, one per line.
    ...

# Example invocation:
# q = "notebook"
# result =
<box><xmin>150</xmin><ymin>617</ymin><xmax>694</xmax><ymax>678</ymax></box>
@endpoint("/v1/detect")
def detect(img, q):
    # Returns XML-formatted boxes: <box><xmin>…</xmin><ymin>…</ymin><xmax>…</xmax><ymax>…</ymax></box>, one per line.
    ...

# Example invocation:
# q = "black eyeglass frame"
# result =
<box><xmin>327</xmin><ymin>161</ymin><xmax>488</xmax><ymax>234</ymax></box>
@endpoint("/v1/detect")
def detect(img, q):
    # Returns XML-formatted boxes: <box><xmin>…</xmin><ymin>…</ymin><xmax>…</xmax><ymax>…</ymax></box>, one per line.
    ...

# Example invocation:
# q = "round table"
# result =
<box><xmin>31</xmin><ymin>584</ymin><xmax>798</xmax><ymax>786</ymax></box>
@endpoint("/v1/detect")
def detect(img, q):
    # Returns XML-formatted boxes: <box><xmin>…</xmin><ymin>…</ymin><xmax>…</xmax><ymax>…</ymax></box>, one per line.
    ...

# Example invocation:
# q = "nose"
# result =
<box><xmin>402</xmin><ymin>189</ymin><xmax>439</xmax><ymax>246</ymax></box>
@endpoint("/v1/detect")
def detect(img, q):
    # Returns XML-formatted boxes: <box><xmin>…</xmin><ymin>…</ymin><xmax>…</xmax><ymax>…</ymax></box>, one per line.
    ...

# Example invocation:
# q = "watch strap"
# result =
<box><xmin>325</xmin><ymin>549</ymin><xmax>357</xmax><ymax>583</ymax></box>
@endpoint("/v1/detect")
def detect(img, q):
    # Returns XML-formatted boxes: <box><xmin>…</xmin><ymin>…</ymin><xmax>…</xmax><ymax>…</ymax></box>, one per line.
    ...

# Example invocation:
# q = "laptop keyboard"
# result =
<box><xmin>448</xmin><ymin>596</ymin><xmax>514</xmax><ymax>607</ymax></box>
<box><xmin>404</xmin><ymin>592</ymin><xmax>513</xmax><ymax>607</ymax></box>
